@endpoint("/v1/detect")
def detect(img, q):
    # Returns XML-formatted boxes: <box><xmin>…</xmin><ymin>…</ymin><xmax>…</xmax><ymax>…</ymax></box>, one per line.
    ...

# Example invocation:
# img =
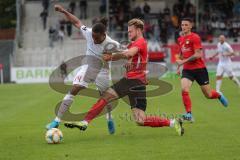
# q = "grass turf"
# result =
<box><xmin>0</xmin><ymin>78</ymin><xmax>240</xmax><ymax>160</ymax></box>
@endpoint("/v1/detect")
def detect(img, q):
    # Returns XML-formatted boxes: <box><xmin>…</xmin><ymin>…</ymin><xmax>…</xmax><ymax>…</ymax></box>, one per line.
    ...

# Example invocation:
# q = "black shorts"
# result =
<box><xmin>111</xmin><ymin>78</ymin><xmax>147</xmax><ymax>111</ymax></box>
<box><xmin>182</xmin><ymin>68</ymin><xmax>209</xmax><ymax>86</ymax></box>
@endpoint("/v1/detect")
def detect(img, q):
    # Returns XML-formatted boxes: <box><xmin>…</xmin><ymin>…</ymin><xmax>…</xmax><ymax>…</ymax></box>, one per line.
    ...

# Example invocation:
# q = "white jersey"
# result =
<box><xmin>217</xmin><ymin>42</ymin><xmax>234</xmax><ymax>65</ymax></box>
<box><xmin>72</xmin><ymin>25</ymin><xmax>120</xmax><ymax>91</ymax></box>
<box><xmin>80</xmin><ymin>25</ymin><xmax>120</xmax><ymax>58</ymax></box>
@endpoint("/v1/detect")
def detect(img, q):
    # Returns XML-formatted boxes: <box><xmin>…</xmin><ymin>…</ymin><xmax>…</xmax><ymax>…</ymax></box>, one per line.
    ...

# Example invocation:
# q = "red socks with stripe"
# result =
<box><xmin>210</xmin><ymin>90</ymin><xmax>220</xmax><ymax>99</ymax></box>
<box><xmin>182</xmin><ymin>91</ymin><xmax>192</xmax><ymax>113</ymax></box>
<box><xmin>84</xmin><ymin>98</ymin><xmax>107</xmax><ymax>123</ymax></box>
<box><xmin>143</xmin><ymin>116</ymin><xmax>170</xmax><ymax>127</ymax></box>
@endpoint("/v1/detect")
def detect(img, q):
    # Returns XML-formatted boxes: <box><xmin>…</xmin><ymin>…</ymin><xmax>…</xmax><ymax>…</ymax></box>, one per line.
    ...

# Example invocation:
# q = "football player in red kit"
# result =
<box><xmin>176</xmin><ymin>18</ymin><xmax>228</xmax><ymax>122</ymax></box>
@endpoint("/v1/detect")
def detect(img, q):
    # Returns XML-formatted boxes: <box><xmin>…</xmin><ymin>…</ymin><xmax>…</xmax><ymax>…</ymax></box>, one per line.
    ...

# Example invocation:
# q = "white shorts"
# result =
<box><xmin>216</xmin><ymin>63</ymin><xmax>234</xmax><ymax>77</ymax></box>
<box><xmin>73</xmin><ymin>64</ymin><xmax>110</xmax><ymax>92</ymax></box>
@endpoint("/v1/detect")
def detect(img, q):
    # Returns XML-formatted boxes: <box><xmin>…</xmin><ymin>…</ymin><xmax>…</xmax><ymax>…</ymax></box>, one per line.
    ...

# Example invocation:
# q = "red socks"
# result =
<box><xmin>84</xmin><ymin>98</ymin><xmax>107</xmax><ymax>123</ymax></box>
<box><xmin>210</xmin><ymin>90</ymin><xmax>220</xmax><ymax>99</ymax></box>
<box><xmin>143</xmin><ymin>116</ymin><xmax>170</xmax><ymax>127</ymax></box>
<box><xmin>182</xmin><ymin>91</ymin><xmax>192</xmax><ymax>113</ymax></box>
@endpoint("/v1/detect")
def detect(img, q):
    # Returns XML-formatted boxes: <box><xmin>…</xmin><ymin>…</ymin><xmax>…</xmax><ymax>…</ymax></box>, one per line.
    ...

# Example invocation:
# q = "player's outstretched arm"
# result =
<box><xmin>102</xmin><ymin>53</ymin><xmax>126</xmax><ymax>61</ymax></box>
<box><xmin>223</xmin><ymin>51</ymin><xmax>235</xmax><ymax>56</ymax></box>
<box><xmin>103</xmin><ymin>47</ymin><xmax>138</xmax><ymax>61</ymax></box>
<box><xmin>54</xmin><ymin>4</ymin><xmax>82</xmax><ymax>28</ymax></box>
<box><xmin>209</xmin><ymin>53</ymin><xmax>219</xmax><ymax>60</ymax></box>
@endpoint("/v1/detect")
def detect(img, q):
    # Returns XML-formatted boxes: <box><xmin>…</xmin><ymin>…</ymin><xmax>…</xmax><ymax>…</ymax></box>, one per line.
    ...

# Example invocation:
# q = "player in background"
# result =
<box><xmin>176</xmin><ymin>18</ymin><xmax>229</xmax><ymax>122</ymax></box>
<box><xmin>64</xmin><ymin>18</ymin><xmax>184</xmax><ymax>136</ymax></box>
<box><xmin>209</xmin><ymin>35</ymin><xmax>240</xmax><ymax>92</ymax></box>
<box><xmin>46</xmin><ymin>4</ymin><xmax>119</xmax><ymax>134</ymax></box>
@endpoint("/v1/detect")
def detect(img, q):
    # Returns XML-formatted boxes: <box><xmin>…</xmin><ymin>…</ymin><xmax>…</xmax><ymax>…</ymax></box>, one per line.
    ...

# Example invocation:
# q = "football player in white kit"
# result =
<box><xmin>46</xmin><ymin>4</ymin><xmax>120</xmax><ymax>134</ymax></box>
<box><xmin>209</xmin><ymin>35</ymin><xmax>240</xmax><ymax>92</ymax></box>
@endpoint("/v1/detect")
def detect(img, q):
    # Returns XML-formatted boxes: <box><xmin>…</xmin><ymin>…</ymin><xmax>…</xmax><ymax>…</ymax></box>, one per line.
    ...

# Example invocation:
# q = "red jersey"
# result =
<box><xmin>178</xmin><ymin>32</ymin><xmax>206</xmax><ymax>70</ymax></box>
<box><xmin>125</xmin><ymin>37</ymin><xmax>148</xmax><ymax>84</ymax></box>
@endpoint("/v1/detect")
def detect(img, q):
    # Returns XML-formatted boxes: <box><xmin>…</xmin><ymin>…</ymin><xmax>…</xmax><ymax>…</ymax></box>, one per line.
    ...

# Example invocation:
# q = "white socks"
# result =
<box><xmin>216</xmin><ymin>77</ymin><xmax>240</xmax><ymax>92</ymax></box>
<box><xmin>170</xmin><ymin>119</ymin><xmax>175</xmax><ymax>128</ymax></box>
<box><xmin>54</xmin><ymin>117</ymin><xmax>61</xmax><ymax>122</ymax></box>
<box><xmin>232</xmin><ymin>76</ymin><xmax>240</xmax><ymax>87</ymax></box>
<box><xmin>216</xmin><ymin>80</ymin><xmax>222</xmax><ymax>92</ymax></box>
<box><xmin>57</xmin><ymin>94</ymin><xmax>75</xmax><ymax>120</ymax></box>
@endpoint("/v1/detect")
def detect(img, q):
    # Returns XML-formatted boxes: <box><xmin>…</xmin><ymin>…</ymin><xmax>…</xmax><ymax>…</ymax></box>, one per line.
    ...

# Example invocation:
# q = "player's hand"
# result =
<box><xmin>209</xmin><ymin>57</ymin><xmax>213</xmax><ymax>61</ymax></box>
<box><xmin>102</xmin><ymin>54</ymin><xmax>112</xmax><ymax>61</ymax></box>
<box><xmin>176</xmin><ymin>59</ymin><xmax>184</xmax><ymax>66</ymax></box>
<box><xmin>54</xmin><ymin>4</ymin><xmax>65</xmax><ymax>13</ymax></box>
<box><xmin>176</xmin><ymin>66</ymin><xmax>181</xmax><ymax>76</ymax></box>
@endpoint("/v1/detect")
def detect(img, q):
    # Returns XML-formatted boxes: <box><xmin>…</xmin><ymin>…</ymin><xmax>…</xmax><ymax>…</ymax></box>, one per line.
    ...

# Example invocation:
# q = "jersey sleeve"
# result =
<box><xmin>104</xmin><ymin>37</ymin><xmax>123</xmax><ymax>53</ymax></box>
<box><xmin>177</xmin><ymin>37</ymin><xmax>181</xmax><ymax>46</ymax></box>
<box><xmin>80</xmin><ymin>25</ymin><xmax>92</xmax><ymax>40</ymax></box>
<box><xmin>131</xmin><ymin>40</ymin><xmax>143</xmax><ymax>52</ymax></box>
<box><xmin>177</xmin><ymin>37</ymin><xmax>182</xmax><ymax>55</ymax></box>
<box><xmin>226</xmin><ymin>43</ymin><xmax>234</xmax><ymax>53</ymax></box>
<box><xmin>192</xmin><ymin>34</ymin><xmax>202</xmax><ymax>50</ymax></box>
<box><xmin>110</xmin><ymin>39</ymin><xmax>121</xmax><ymax>50</ymax></box>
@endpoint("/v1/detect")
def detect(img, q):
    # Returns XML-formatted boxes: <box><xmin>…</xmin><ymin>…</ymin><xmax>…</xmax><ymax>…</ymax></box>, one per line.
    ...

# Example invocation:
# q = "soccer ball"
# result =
<box><xmin>45</xmin><ymin>128</ymin><xmax>63</xmax><ymax>144</ymax></box>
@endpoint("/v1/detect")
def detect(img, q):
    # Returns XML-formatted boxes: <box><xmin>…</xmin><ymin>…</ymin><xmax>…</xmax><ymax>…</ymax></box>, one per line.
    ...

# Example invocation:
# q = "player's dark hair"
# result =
<box><xmin>92</xmin><ymin>17</ymin><xmax>108</xmax><ymax>34</ymax></box>
<box><xmin>98</xmin><ymin>17</ymin><xmax>108</xmax><ymax>27</ymax></box>
<box><xmin>181</xmin><ymin>17</ymin><xmax>193</xmax><ymax>23</ymax></box>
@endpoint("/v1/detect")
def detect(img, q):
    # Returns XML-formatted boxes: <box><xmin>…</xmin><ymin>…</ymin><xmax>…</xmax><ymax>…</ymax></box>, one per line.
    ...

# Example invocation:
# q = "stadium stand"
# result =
<box><xmin>14</xmin><ymin>0</ymin><xmax>101</xmax><ymax>67</ymax></box>
<box><xmin>11</xmin><ymin>0</ymin><xmax>240</xmax><ymax>66</ymax></box>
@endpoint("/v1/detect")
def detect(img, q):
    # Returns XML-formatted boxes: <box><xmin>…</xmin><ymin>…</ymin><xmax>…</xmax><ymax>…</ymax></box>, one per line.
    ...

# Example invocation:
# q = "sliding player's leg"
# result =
<box><xmin>131</xmin><ymin>108</ymin><xmax>184</xmax><ymax>136</ymax></box>
<box><xmin>129</xmin><ymin>84</ymin><xmax>184</xmax><ymax>136</ymax></box>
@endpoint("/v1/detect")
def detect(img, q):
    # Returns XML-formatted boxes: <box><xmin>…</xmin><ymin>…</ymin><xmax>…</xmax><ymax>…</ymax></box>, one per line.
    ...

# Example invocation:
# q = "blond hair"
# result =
<box><xmin>128</xmin><ymin>18</ymin><xmax>144</xmax><ymax>31</ymax></box>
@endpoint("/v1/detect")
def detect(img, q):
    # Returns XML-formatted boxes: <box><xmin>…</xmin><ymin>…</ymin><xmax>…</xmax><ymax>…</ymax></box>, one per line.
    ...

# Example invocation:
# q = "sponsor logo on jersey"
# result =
<box><xmin>82</xmin><ymin>26</ymin><xmax>87</xmax><ymax>31</ymax></box>
<box><xmin>185</xmin><ymin>40</ymin><xmax>190</xmax><ymax>44</ymax></box>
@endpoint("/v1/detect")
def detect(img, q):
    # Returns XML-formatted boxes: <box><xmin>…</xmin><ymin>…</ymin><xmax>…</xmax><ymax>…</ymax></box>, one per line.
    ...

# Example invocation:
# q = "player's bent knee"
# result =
<box><xmin>135</xmin><ymin>120</ymin><xmax>144</xmax><ymax>126</ymax></box>
<box><xmin>205</xmin><ymin>95</ymin><xmax>211</xmax><ymax>99</ymax></box>
<box><xmin>133</xmin><ymin>116</ymin><xmax>144</xmax><ymax>126</ymax></box>
<box><xmin>204</xmin><ymin>92</ymin><xmax>212</xmax><ymax>99</ymax></box>
<box><xmin>182</xmin><ymin>88</ymin><xmax>190</xmax><ymax>93</ymax></box>
<box><xmin>102</xmin><ymin>88</ymin><xmax>119</xmax><ymax>102</ymax></box>
<box><xmin>132</xmin><ymin>109</ymin><xmax>145</xmax><ymax>126</ymax></box>
<box><xmin>104</xmin><ymin>88</ymin><xmax>119</xmax><ymax>98</ymax></box>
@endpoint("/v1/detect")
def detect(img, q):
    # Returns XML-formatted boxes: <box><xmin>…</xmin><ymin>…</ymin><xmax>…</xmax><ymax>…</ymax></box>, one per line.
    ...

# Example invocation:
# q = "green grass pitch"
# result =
<box><xmin>0</xmin><ymin>78</ymin><xmax>240</xmax><ymax>160</ymax></box>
